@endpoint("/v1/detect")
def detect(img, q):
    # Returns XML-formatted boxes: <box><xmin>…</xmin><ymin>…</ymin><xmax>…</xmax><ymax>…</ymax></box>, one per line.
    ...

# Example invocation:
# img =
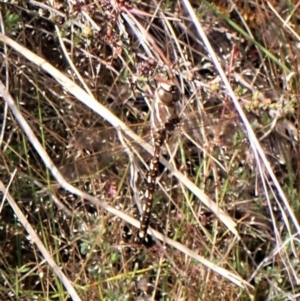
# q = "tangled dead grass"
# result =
<box><xmin>0</xmin><ymin>0</ymin><xmax>300</xmax><ymax>300</ymax></box>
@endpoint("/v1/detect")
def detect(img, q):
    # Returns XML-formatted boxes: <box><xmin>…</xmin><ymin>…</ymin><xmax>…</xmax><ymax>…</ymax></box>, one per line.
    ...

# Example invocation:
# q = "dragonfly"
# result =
<box><xmin>59</xmin><ymin>82</ymin><xmax>242</xmax><ymax>242</ymax></box>
<box><xmin>138</xmin><ymin>82</ymin><xmax>182</xmax><ymax>242</ymax></box>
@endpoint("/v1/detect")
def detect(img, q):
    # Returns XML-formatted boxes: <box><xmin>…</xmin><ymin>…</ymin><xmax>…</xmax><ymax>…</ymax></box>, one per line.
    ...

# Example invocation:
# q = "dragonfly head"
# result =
<box><xmin>155</xmin><ymin>82</ymin><xmax>181</xmax><ymax>105</ymax></box>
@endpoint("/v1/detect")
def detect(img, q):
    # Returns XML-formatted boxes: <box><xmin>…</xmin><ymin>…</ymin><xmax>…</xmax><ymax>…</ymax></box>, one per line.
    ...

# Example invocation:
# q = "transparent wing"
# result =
<box><xmin>58</xmin><ymin>101</ymin><xmax>239</xmax><ymax>182</ymax></box>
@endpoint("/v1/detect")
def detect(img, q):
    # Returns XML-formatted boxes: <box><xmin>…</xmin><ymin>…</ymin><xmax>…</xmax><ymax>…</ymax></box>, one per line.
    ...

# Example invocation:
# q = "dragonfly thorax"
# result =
<box><xmin>152</xmin><ymin>83</ymin><xmax>181</xmax><ymax>130</ymax></box>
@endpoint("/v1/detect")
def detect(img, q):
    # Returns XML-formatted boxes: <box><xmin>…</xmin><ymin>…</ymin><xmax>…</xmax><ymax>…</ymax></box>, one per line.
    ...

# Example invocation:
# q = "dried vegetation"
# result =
<box><xmin>0</xmin><ymin>0</ymin><xmax>300</xmax><ymax>300</ymax></box>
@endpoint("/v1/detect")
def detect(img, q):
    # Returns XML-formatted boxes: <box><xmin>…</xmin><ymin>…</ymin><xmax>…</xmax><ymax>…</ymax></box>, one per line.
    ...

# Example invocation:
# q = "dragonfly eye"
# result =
<box><xmin>156</xmin><ymin>83</ymin><xmax>180</xmax><ymax>105</ymax></box>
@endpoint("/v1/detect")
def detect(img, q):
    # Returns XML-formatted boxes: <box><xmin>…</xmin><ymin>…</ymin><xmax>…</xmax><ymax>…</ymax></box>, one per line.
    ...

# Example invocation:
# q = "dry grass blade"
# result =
<box><xmin>0</xmin><ymin>32</ymin><xmax>236</xmax><ymax>233</ymax></box>
<box><xmin>182</xmin><ymin>0</ymin><xmax>300</xmax><ymax>235</ymax></box>
<box><xmin>0</xmin><ymin>178</ymin><xmax>81</xmax><ymax>301</ymax></box>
